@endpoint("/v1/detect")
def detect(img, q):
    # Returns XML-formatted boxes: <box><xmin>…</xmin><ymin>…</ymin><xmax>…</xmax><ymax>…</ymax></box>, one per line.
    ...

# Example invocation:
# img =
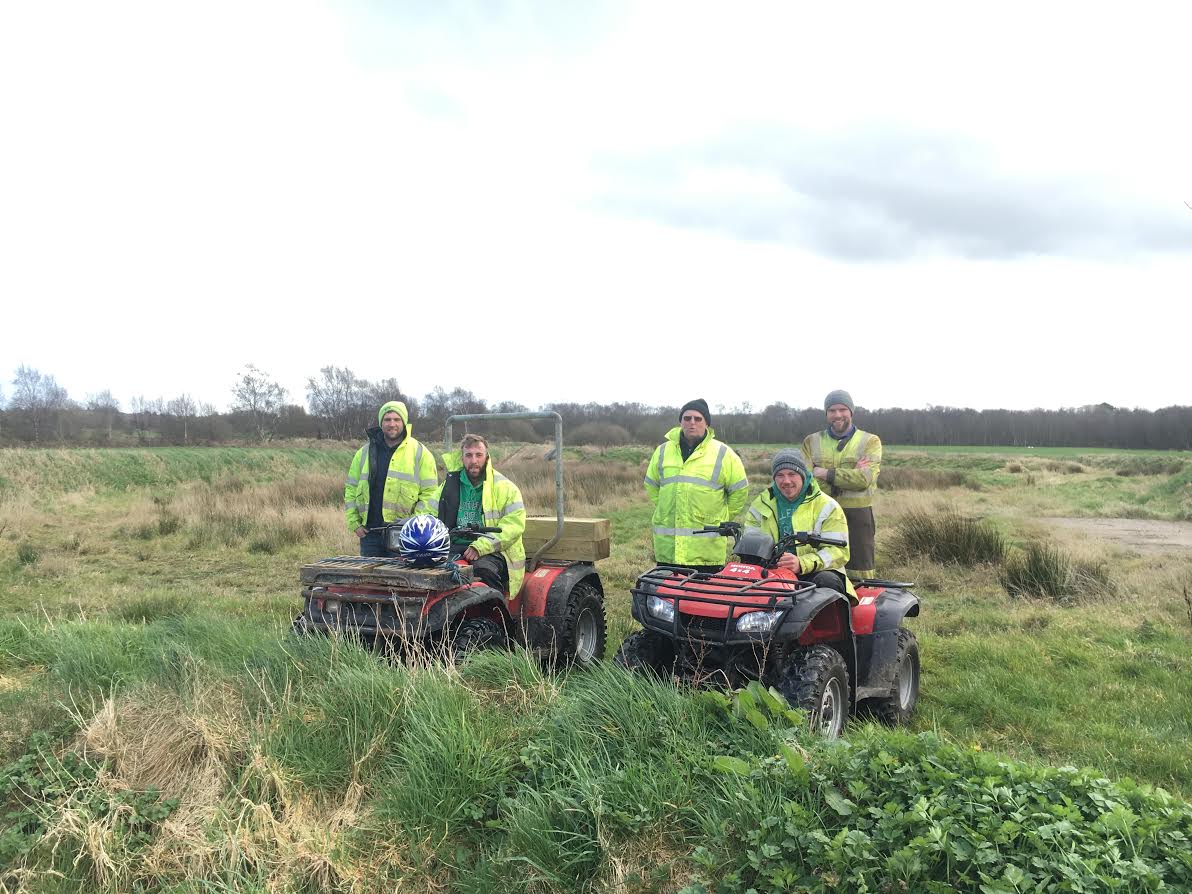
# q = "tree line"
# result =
<box><xmin>1</xmin><ymin>364</ymin><xmax>1190</xmax><ymax>450</ymax></box>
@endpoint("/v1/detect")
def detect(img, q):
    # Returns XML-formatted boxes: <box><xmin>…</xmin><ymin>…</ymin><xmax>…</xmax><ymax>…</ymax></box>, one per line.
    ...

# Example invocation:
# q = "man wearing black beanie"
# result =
<box><xmin>644</xmin><ymin>398</ymin><xmax>749</xmax><ymax>570</ymax></box>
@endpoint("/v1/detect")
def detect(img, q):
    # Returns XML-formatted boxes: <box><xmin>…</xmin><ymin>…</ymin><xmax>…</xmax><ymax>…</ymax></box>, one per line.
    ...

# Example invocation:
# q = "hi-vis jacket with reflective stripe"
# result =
<box><xmin>343</xmin><ymin>428</ymin><xmax>439</xmax><ymax>532</ymax></box>
<box><xmin>800</xmin><ymin>428</ymin><xmax>882</xmax><ymax>510</ymax></box>
<box><xmin>644</xmin><ymin>427</ymin><xmax>750</xmax><ymax>566</ymax></box>
<box><xmin>426</xmin><ymin>452</ymin><xmax>527</xmax><ymax>597</ymax></box>
<box><xmin>744</xmin><ymin>482</ymin><xmax>857</xmax><ymax>600</ymax></box>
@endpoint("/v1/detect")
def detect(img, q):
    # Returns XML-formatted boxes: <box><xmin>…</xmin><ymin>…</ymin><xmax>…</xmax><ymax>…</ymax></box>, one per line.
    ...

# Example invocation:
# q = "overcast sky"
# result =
<box><xmin>2</xmin><ymin>0</ymin><xmax>1189</xmax><ymax>416</ymax></box>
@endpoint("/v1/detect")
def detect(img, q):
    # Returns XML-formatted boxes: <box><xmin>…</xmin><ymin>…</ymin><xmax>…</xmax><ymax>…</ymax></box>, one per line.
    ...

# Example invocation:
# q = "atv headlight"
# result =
<box><xmin>323</xmin><ymin>599</ymin><xmax>340</xmax><ymax>614</ymax></box>
<box><xmin>647</xmin><ymin>595</ymin><xmax>675</xmax><ymax>622</ymax></box>
<box><xmin>736</xmin><ymin>610</ymin><xmax>780</xmax><ymax>633</ymax></box>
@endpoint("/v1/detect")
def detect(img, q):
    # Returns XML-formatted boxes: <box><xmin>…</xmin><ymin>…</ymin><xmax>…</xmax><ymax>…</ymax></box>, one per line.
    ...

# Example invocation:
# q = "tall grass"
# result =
<box><xmin>891</xmin><ymin>509</ymin><xmax>1007</xmax><ymax>565</ymax></box>
<box><xmin>1000</xmin><ymin>543</ymin><xmax>1116</xmax><ymax>601</ymax></box>
<box><xmin>2</xmin><ymin>629</ymin><xmax>1189</xmax><ymax>893</ymax></box>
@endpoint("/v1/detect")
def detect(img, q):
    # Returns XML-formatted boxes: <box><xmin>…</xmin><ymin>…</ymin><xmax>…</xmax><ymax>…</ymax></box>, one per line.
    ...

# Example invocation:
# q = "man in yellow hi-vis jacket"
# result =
<box><xmin>801</xmin><ymin>389</ymin><xmax>881</xmax><ymax>579</ymax></box>
<box><xmin>426</xmin><ymin>433</ymin><xmax>527</xmax><ymax>596</ymax></box>
<box><xmin>644</xmin><ymin>398</ymin><xmax>750</xmax><ymax>570</ymax></box>
<box><xmin>343</xmin><ymin>401</ymin><xmax>439</xmax><ymax>557</ymax></box>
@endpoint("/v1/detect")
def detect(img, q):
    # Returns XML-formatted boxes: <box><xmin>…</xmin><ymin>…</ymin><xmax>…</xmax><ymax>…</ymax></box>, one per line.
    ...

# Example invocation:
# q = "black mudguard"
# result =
<box><xmin>520</xmin><ymin>563</ymin><xmax>603</xmax><ymax>651</ymax></box>
<box><xmin>856</xmin><ymin>588</ymin><xmax>920</xmax><ymax>700</ymax></box>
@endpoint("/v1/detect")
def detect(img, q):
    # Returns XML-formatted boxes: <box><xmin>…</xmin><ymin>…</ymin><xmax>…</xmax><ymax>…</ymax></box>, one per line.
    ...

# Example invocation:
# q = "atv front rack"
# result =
<box><xmin>631</xmin><ymin>566</ymin><xmax>815</xmax><ymax>646</ymax></box>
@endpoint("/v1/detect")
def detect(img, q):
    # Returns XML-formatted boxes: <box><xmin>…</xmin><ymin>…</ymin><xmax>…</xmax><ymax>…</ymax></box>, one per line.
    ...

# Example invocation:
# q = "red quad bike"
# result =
<box><xmin>293</xmin><ymin>412</ymin><xmax>607</xmax><ymax>665</ymax></box>
<box><xmin>615</xmin><ymin>522</ymin><xmax>920</xmax><ymax>737</ymax></box>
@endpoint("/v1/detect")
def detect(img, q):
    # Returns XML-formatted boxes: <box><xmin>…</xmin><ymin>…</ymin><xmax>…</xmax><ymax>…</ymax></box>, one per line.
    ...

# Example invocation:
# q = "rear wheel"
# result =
<box><xmin>451</xmin><ymin>617</ymin><xmax>506</xmax><ymax>664</ymax></box>
<box><xmin>872</xmin><ymin>629</ymin><xmax>919</xmax><ymax>726</ymax></box>
<box><xmin>779</xmin><ymin>645</ymin><xmax>850</xmax><ymax>739</ymax></box>
<box><xmin>556</xmin><ymin>582</ymin><xmax>607</xmax><ymax>667</ymax></box>
<box><xmin>614</xmin><ymin>630</ymin><xmax>677</xmax><ymax>678</ymax></box>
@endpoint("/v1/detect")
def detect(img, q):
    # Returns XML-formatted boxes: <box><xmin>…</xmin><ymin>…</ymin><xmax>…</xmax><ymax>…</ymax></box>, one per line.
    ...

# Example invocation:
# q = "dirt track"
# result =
<box><xmin>1046</xmin><ymin>517</ymin><xmax>1192</xmax><ymax>555</ymax></box>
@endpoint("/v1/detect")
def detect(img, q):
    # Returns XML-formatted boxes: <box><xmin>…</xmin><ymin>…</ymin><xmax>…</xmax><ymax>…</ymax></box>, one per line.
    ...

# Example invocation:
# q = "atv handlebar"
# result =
<box><xmin>450</xmin><ymin>524</ymin><xmax>502</xmax><ymax>542</ymax></box>
<box><xmin>699</xmin><ymin>522</ymin><xmax>844</xmax><ymax>549</ymax></box>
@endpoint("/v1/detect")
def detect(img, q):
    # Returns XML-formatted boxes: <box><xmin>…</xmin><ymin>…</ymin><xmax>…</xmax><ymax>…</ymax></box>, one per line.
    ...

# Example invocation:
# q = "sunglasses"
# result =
<box><xmin>681</xmin><ymin>415</ymin><xmax>705</xmax><ymax>423</ymax></box>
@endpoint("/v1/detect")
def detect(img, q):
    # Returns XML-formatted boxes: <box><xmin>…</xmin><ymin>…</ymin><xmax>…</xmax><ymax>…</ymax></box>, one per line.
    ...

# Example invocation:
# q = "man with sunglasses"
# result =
<box><xmin>644</xmin><ymin>398</ymin><xmax>750</xmax><ymax>571</ymax></box>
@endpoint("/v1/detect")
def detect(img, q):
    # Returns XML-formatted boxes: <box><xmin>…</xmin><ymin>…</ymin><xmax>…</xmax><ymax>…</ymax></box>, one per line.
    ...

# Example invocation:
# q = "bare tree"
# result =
<box><xmin>10</xmin><ymin>365</ymin><xmax>69</xmax><ymax>441</ymax></box>
<box><xmin>167</xmin><ymin>393</ymin><xmax>197</xmax><ymax>443</ymax></box>
<box><xmin>87</xmin><ymin>390</ymin><xmax>121</xmax><ymax>441</ymax></box>
<box><xmin>231</xmin><ymin>364</ymin><xmax>287</xmax><ymax>440</ymax></box>
<box><xmin>306</xmin><ymin>366</ymin><xmax>367</xmax><ymax>440</ymax></box>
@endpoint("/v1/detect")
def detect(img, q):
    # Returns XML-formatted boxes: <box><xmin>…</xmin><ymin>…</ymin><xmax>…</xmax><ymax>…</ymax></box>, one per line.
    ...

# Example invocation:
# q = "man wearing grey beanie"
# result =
<box><xmin>800</xmin><ymin>390</ymin><xmax>882</xmax><ymax>580</ymax></box>
<box><xmin>743</xmin><ymin>448</ymin><xmax>855</xmax><ymax>599</ymax></box>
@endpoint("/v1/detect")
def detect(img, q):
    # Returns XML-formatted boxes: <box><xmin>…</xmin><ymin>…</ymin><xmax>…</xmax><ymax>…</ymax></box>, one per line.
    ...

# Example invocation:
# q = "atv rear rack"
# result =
<box><xmin>299</xmin><ymin>556</ymin><xmax>474</xmax><ymax>591</ymax></box>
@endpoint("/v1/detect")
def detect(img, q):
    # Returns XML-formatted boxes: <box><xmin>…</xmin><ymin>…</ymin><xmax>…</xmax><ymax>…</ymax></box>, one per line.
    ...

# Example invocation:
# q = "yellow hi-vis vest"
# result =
<box><xmin>344</xmin><ymin>431</ymin><xmax>439</xmax><ymax>531</ymax></box>
<box><xmin>801</xmin><ymin>428</ymin><xmax>882</xmax><ymax>510</ymax></box>
<box><xmin>644</xmin><ymin>427</ymin><xmax>750</xmax><ymax>566</ymax></box>
<box><xmin>427</xmin><ymin>452</ymin><xmax>527</xmax><ymax>597</ymax></box>
<box><xmin>744</xmin><ymin>484</ymin><xmax>857</xmax><ymax>600</ymax></box>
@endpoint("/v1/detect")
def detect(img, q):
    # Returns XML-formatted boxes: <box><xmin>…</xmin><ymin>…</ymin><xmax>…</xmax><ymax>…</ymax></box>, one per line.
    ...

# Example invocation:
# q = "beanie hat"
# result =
<box><xmin>824</xmin><ymin>390</ymin><xmax>854</xmax><ymax>412</ymax></box>
<box><xmin>679</xmin><ymin>398</ymin><xmax>712</xmax><ymax>427</ymax></box>
<box><xmin>378</xmin><ymin>400</ymin><xmax>409</xmax><ymax>426</ymax></box>
<box><xmin>771</xmin><ymin>449</ymin><xmax>809</xmax><ymax>480</ymax></box>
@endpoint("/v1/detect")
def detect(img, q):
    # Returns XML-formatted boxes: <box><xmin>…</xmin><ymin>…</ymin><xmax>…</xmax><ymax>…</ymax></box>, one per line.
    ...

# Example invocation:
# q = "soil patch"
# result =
<box><xmin>1046</xmin><ymin>517</ymin><xmax>1192</xmax><ymax>555</ymax></box>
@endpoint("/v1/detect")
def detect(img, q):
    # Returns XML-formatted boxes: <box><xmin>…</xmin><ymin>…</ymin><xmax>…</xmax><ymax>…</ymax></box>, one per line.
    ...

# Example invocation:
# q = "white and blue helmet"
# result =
<box><xmin>398</xmin><ymin>516</ymin><xmax>451</xmax><ymax>566</ymax></box>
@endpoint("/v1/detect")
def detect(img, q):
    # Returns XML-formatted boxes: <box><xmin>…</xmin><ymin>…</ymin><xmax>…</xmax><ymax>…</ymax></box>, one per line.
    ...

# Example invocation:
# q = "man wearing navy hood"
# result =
<box><xmin>801</xmin><ymin>390</ymin><xmax>881</xmax><ymax>580</ymax></box>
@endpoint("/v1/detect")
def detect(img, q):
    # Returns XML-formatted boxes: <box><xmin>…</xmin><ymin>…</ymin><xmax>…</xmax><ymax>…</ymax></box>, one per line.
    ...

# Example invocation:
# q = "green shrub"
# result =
<box><xmin>891</xmin><ymin>510</ymin><xmax>1006</xmax><ymax>565</ymax></box>
<box><xmin>15</xmin><ymin>543</ymin><xmax>39</xmax><ymax>566</ymax></box>
<box><xmin>1000</xmin><ymin>543</ymin><xmax>1115</xmax><ymax>601</ymax></box>
<box><xmin>685</xmin><ymin>724</ymin><xmax>1192</xmax><ymax>894</ymax></box>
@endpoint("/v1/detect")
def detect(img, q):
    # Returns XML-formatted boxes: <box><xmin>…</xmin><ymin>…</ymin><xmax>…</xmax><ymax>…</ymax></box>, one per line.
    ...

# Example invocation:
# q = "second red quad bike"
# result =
<box><xmin>616</xmin><ymin>522</ymin><xmax>920</xmax><ymax>737</ymax></box>
<box><xmin>293</xmin><ymin>412</ymin><xmax>606</xmax><ymax>666</ymax></box>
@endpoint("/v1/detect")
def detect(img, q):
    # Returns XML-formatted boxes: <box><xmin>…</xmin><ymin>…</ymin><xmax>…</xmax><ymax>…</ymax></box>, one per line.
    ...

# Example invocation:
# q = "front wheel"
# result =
<box><xmin>451</xmin><ymin>617</ymin><xmax>506</xmax><ymax>664</ymax></box>
<box><xmin>778</xmin><ymin>645</ymin><xmax>850</xmax><ymax>739</ymax></box>
<box><xmin>614</xmin><ymin>630</ymin><xmax>677</xmax><ymax>678</ymax></box>
<box><xmin>872</xmin><ymin>629</ymin><xmax>919</xmax><ymax>726</ymax></box>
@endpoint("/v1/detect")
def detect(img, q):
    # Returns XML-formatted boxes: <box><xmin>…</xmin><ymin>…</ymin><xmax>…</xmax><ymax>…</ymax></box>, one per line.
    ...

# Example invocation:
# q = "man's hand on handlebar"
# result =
<box><xmin>774</xmin><ymin>552</ymin><xmax>799</xmax><ymax>571</ymax></box>
<box><xmin>355</xmin><ymin>526</ymin><xmax>368</xmax><ymax>539</ymax></box>
<box><xmin>462</xmin><ymin>546</ymin><xmax>480</xmax><ymax>562</ymax></box>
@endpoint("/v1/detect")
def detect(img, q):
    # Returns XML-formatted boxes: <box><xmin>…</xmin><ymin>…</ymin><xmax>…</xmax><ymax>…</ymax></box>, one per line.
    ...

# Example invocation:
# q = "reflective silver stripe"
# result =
<box><xmin>495</xmin><ymin>472</ymin><xmax>508</xmax><ymax>483</ymax></box>
<box><xmin>709</xmin><ymin>444</ymin><xmax>727</xmax><ymax>488</ymax></box>
<box><xmin>387</xmin><ymin>470</ymin><xmax>418</xmax><ymax>483</ymax></box>
<box><xmin>480</xmin><ymin>533</ymin><xmax>500</xmax><ymax>543</ymax></box>
<box><xmin>653</xmin><ymin>526</ymin><xmax>719</xmax><ymax>537</ymax></box>
<box><xmin>419</xmin><ymin>478</ymin><xmax>438</xmax><ymax>487</ymax></box>
<box><xmin>344</xmin><ymin>476</ymin><xmax>359</xmax><ymax>486</ymax></box>
<box><xmin>813</xmin><ymin>503</ymin><xmax>836</xmax><ymax>535</ymax></box>
<box><xmin>657</xmin><ymin>474</ymin><xmax>720</xmax><ymax>489</ymax></box>
<box><xmin>817</xmin><ymin>548</ymin><xmax>835</xmax><ymax>566</ymax></box>
<box><xmin>415</xmin><ymin>444</ymin><xmax>424</xmax><ymax>471</ymax></box>
<box><xmin>508</xmin><ymin>559</ymin><xmax>526</xmax><ymax>569</ymax></box>
<box><xmin>426</xmin><ymin>499</ymin><xmax>440</xmax><ymax>511</ymax></box>
<box><xmin>383</xmin><ymin>501</ymin><xmax>412</xmax><ymax>513</ymax></box>
<box><xmin>655</xmin><ymin>443</ymin><xmax>667</xmax><ymax>483</ymax></box>
<box><xmin>725</xmin><ymin>478</ymin><xmax>749</xmax><ymax>493</ymax></box>
<box><xmin>497</xmin><ymin>502</ymin><xmax>524</xmax><ymax>517</ymax></box>
<box><xmin>644</xmin><ymin>476</ymin><xmax>659</xmax><ymax>488</ymax></box>
<box><xmin>810</xmin><ymin>436</ymin><xmax>822</xmax><ymax>465</ymax></box>
<box><xmin>483</xmin><ymin>510</ymin><xmax>501</xmax><ymax>522</ymax></box>
<box><xmin>748</xmin><ymin>506</ymin><xmax>763</xmax><ymax>522</ymax></box>
<box><xmin>343</xmin><ymin>501</ymin><xmax>359</xmax><ymax>511</ymax></box>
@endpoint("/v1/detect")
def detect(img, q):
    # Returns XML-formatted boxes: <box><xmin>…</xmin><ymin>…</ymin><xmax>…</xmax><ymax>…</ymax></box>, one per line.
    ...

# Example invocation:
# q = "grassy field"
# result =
<box><xmin>1</xmin><ymin>445</ymin><xmax>1191</xmax><ymax>892</ymax></box>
